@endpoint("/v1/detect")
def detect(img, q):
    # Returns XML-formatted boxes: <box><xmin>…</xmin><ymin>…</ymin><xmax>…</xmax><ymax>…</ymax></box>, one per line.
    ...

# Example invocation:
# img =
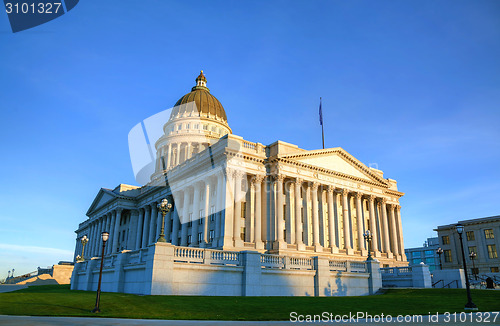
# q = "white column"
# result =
<box><xmin>368</xmin><ymin>195</ymin><xmax>379</xmax><ymax>255</ymax></box>
<box><xmin>166</xmin><ymin>143</ymin><xmax>172</xmax><ymax>169</ymax></box>
<box><xmin>275</xmin><ymin>174</ymin><xmax>286</xmax><ymax>249</ymax></box>
<box><xmin>155</xmin><ymin>203</ymin><xmax>163</xmax><ymax>243</ymax></box>
<box><xmin>311</xmin><ymin>182</ymin><xmax>322</xmax><ymax>251</ymax></box>
<box><xmin>96</xmin><ymin>217</ymin><xmax>103</xmax><ymax>256</ymax></box>
<box><xmin>112</xmin><ymin>209</ymin><xmax>122</xmax><ymax>253</ymax></box>
<box><xmin>107</xmin><ymin>213</ymin><xmax>116</xmax><ymax>255</ymax></box>
<box><xmin>396</xmin><ymin>206</ymin><xmax>406</xmax><ymax>260</ymax></box>
<box><xmin>220</xmin><ymin>169</ymin><xmax>234</xmax><ymax>248</ymax></box>
<box><xmin>294</xmin><ymin>179</ymin><xmax>304</xmax><ymax>250</ymax></box>
<box><xmin>180</xmin><ymin>189</ymin><xmax>190</xmax><ymax>246</ymax></box>
<box><xmin>171</xmin><ymin>194</ymin><xmax>180</xmax><ymax>245</ymax></box>
<box><xmin>175</xmin><ymin>143</ymin><xmax>180</xmax><ymax>166</ymax></box>
<box><xmin>355</xmin><ymin>193</ymin><xmax>366</xmax><ymax>252</ymax></box>
<box><xmin>141</xmin><ymin>206</ymin><xmax>150</xmax><ymax>248</ymax></box>
<box><xmin>186</xmin><ymin>142</ymin><xmax>192</xmax><ymax>160</ymax></box>
<box><xmin>327</xmin><ymin>186</ymin><xmax>337</xmax><ymax>253</ymax></box>
<box><xmin>253</xmin><ymin>175</ymin><xmax>264</xmax><ymax>250</ymax></box>
<box><xmin>203</xmin><ymin>181</ymin><xmax>210</xmax><ymax>246</ymax></box>
<box><xmin>135</xmin><ymin>209</ymin><xmax>144</xmax><ymax>250</ymax></box>
<box><xmin>191</xmin><ymin>183</ymin><xmax>201</xmax><ymax>246</ymax></box>
<box><xmin>88</xmin><ymin>222</ymin><xmax>95</xmax><ymax>257</ymax></box>
<box><xmin>233</xmin><ymin>171</ymin><xmax>244</xmax><ymax>247</ymax></box>
<box><xmin>215</xmin><ymin>172</ymin><xmax>224</xmax><ymax>245</ymax></box>
<box><xmin>148</xmin><ymin>203</ymin><xmax>157</xmax><ymax>245</ymax></box>
<box><xmin>380</xmin><ymin>198</ymin><xmax>391</xmax><ymax>256</ymax></box>
<box><xmin>165</xmin><ymin>204</ymin><xmax>172</xmax><ymax>243</ymax></box>
<box><xmin>341</xmin><ymin>189</ymin><xmax>352</xmax><ymax>253</ymax></box>
<box><xmin>389</xmin><ymin>204</ymin><xmax>400</xmax><ymax>258</ymax></box>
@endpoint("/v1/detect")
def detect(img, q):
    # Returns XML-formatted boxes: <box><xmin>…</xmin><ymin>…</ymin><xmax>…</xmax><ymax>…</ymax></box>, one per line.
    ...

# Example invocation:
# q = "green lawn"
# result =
<box><xmin>0</xmin><ymin>285</ymin><xmax>499</xmax><ymax>320</ymax></box>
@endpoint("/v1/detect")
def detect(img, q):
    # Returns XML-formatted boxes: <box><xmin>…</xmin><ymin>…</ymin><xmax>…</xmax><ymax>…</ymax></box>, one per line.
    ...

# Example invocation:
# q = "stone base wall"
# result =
<box><xmin>381</xmin><ymin>264</ymin><xmax>432</xmax><ymax>288</ymax></box>
<box><xmin>71</xmin><ymin>243</ymin><xmax>382</xmax><ymax>296</ymax></box>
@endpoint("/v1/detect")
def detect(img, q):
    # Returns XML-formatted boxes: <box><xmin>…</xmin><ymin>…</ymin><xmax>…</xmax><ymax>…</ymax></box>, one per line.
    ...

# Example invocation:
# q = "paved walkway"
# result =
<box><xmin>0</xmin><ymin>315</ymin><xmax>499</xmax><ymax>325</ymax></box>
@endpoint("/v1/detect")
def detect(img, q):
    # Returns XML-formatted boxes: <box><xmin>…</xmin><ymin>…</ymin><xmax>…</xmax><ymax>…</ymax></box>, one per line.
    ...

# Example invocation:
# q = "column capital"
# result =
<box><xmin>251</xmin><ymin>174</ymin><xmax>265</xmax><ymax>185</ymax></box>
<box><xmin>116</xmin><ymin>208</ymin><xmax>123</xmax><ymax>213</ymax></box>
<box><xmin>367</xmin><ymin>194</ymin><xmax>376</xmax><ymax>202</ymax></box>
<box><xmin>295</xmin><ymin>177</ymin><xmax>303</xmax><ymax>185</ymax></box>
<box><xmin>327</xmin><ymin>185</ymin><xmax>335</xmax><ymax>194</ymax></box>
<box><xmin>378</xmin><ymin>197</ymin><xmax>387</xmax><ymax>205</ymax></box>
<box><xmin>273</xmin><ymin>174</ymin><xmax>286</xmax><ymax>183</ymax></box>
<box><xmin>310</xmin><ymin>181</ymin><xmax>319</xmax><ymax>191</ymax></box>
<box><xmin>340</xmin><ymin>188</ymin><xmax>349</xmax><ymax>196</ymax></box>
<box><xmin>232</xmin><ymin>169</ymin><xmax>245</xmax><ymax>179</ymax></box>
<box><xmin>354</xmin><ymin>192</ymin><xmax>363</xmax><ymax>200</ymax></box>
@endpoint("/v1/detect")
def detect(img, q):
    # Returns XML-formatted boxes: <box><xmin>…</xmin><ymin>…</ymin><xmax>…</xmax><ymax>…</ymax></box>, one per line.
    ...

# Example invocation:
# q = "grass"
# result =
<box><xmin>0</xmin><ymin>285</ymin><xmax>499</xmax><ymax>320</ymax></box>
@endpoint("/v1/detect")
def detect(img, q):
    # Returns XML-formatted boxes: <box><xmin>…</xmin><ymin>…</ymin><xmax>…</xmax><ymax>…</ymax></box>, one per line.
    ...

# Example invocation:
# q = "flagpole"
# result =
<box><xmin>320</xmin><ymin>97</ymin><xmax>325</xmax><ymax>149</ymax></box>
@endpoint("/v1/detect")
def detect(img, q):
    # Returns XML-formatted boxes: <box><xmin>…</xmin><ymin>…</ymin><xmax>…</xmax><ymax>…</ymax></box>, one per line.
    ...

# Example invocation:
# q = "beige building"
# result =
<box><xmin>74</xmin><ymin>71</ymin><xmax>408</xmax><ymax>268</ymax></box>
<box><xmin>435</xmin><ymin>215</ymin><xmax>500</xmax><ymax>275</ymax></box>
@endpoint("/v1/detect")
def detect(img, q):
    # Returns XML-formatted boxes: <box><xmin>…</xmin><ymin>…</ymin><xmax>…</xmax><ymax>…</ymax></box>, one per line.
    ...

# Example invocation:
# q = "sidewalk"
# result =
<box><xmin>0</xmin><ymin>315</ymin><xmax>498</xmax><ymax>325</ymax></box>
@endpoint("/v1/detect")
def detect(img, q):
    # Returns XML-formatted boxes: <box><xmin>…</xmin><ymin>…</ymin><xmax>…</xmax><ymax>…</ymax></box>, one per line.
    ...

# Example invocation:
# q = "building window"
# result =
<box><xmin>241</xmin><ymin>227</ymin><xmax>246</xmax><ymax>241</ymax></box>
<box><xmin>442</xmin><ymin>235</ymin><xmax>450</xmax><ymax>245</ymax></box>
<box><xmin>203</xmin><ymin>124</ymin><xmax>208</xmax><ymax>130</ymax></box>
<box><xmin>209</xmin><ymin>230</ymin><xmax>215</xmax><ymax>242</ymax></box>
<box><xmin>485</xmin><ymin>229</ymin><xmax>495</xmax><ymax>239</ymax></box>
<box><xmin>187</xmin><ymin>235</ymin><xmax>192</xmax><ymax>245</ymax></box>
<box><xmin>412</xmin><ymin>258</ymin><xmax>421</xmax><ymax>265</ymax></box>
<box><xmin>424</xmin><ymin>250</ymin><xmax>434</xmax><ymax>256</ymax></box>
<box><xmin>198</xmin><ymin>232</ymin><xmax>203</xmax><ymax>243</ymax></box>
<box><xmin>487</xmin><ymin>245</ymin><xmax>498</xmax><ymax>259</ymax></box>
<box><xmin>210</xmin><ymin>206</ymin><xmax>216</xmax><ymax>221</ymax></box>
<box><xmin>186</xmin><ymin>123</ymin><xmax>190</xmax><ymax>129</ymax></box>
<box><xmin>412</xmin><ymin>251</ymin><xmax>421</xmax><ymax>258</ymax></box>
<box><xmin>188</xmin><ymin>221</ymin><xmax>192</xmax><ymax>227</ymax></box>
<box><xmin>199</xmin><ymin>209</ymin><xmax>204</xmax><ymax>224</ymax></box>
<box><xmin>195</xmin><ymin>124</ymin><xmax>199</xmax><ymax>129</ymax></box>
<box><xmin>466</xmin><ymin>231</ymin><xmax>475</xmax><ymax>241</ymax></box>
<box><xmin>425</xmin><ymin>258</ymin><xmax>435</xmax><ymax>265</ymax></box>
<box><xmin>491</xmin><ymin>267</ymin><xmax>499</xmax><ymax>273</ymax></box>
<box><xmin>177</xmin><ymin>125</ymin><xmax>182</xmax><ymax>130</ymax></box>
<box><xmin>444</xmin><ymin>249</ymin><xmax>452</xmax><ymax>263</ymax></box>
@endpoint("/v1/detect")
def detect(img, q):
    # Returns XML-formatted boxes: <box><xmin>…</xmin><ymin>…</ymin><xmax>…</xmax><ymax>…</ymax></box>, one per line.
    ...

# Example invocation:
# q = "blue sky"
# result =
<box><xmin>1</xmin><ymin>1</ymin><xmax>499</xmax><ymax>277</ymax></box>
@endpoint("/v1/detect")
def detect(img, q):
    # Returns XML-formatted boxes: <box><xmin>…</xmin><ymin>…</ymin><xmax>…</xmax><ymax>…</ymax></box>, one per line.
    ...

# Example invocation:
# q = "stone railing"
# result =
<box><xmin>260</xmin><ymin>254</ymin><xmax>314</xmax><ymax>270</ymax></box>
<box><xmin>380</xmin><ymin>266</ymin><xmax>412</xmax><ymax>276</ymax></box>
<box><xmin>173</xmin><ymin>247</ymin><xmax>241</xmax><ymax>266</ymax></box>
<box><xmin>329</xmin><ymin>260</ymin><xmax>367</xmax><ymax>273</ymax></box>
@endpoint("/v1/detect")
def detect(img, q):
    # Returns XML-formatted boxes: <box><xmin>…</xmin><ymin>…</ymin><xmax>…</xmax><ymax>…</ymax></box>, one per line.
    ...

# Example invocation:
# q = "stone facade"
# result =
<box><xmin>435</xmin><ymin>215</ymin><xmax>500</xmax><ymax>276</ymax></box>
<box><xmin>72</xmin><ymin>72</ymin><xmax>408</xmax><ymax>296</ymax></box>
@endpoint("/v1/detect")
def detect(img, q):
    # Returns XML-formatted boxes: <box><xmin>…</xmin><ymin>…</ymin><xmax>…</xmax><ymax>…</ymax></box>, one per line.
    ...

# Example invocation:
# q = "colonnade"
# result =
<box><xmin>75</xmin><ymin>169</ymin><xmax>405</xmax><ymax>261</ymax></box>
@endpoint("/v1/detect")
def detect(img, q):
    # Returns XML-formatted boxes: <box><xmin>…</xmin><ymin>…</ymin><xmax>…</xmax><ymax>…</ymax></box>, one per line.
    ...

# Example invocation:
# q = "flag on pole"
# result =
<box><xmin>319</xmin><ymin>97</ymin><xmax>323</xmax><ymax>126</ymax></box>
<box><xmin>319</xmin><ymin>97</ymin><xmax>324</xmax><ymax>149</ymax></box>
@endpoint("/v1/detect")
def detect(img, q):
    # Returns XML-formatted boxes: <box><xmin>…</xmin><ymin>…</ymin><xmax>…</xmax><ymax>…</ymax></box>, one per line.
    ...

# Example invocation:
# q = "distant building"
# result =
<box><xmin>405</xmin><ymin>237</ymin><xmax>440</xmax><ymax>271</ymax></box>
<box><xmin>435</xmin><ymin>215</ymin><xmax>500</xmax><ymax>276</ymax></box>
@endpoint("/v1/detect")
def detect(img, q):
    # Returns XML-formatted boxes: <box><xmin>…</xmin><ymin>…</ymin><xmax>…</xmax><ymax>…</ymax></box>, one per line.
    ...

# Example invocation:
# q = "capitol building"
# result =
<box><xmin>71</xmin><ymin>72</ymin><xmax>408</xmax><ymax>296</ymax></box>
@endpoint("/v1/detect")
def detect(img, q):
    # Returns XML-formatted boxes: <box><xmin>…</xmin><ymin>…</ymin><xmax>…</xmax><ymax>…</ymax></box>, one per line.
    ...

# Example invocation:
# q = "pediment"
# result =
<box><xmin>280</xmin><ymin>148</ymin><xmax>387</xmax><ymax>185</ymax></box>
<box><xmin>86</xmin><ymin>189</ymin><xmax>116</xmax><ymax>216</ymax></box>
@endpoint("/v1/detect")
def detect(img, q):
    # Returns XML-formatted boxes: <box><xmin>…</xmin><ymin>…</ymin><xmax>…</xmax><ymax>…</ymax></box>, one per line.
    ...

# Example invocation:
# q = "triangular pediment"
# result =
<box><xmin>86</xmin><ymin>189</ymin><xmax>116</xmax><ymax>216</ymax></box>
<box><xmin>280</xmin><ymin>147</ymin><xmax>387</xmax><ymax>185</ymax></box>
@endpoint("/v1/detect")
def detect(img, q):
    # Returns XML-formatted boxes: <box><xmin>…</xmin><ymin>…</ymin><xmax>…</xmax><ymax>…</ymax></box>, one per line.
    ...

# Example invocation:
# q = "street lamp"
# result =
<box><xmin>469</xmin><ymin>251</ymin><xmax>477</xmax><ymax>281</ymax></box>
<box><xmin>456</xmin><ymin>224</ymin><xmax>477</xmax><ymax>310</ymax></box>
<box><xmin>436</xmin><ymin>247</ymin><xmax>443</xmax><ymax>270</ymax></box>
<box><xmin>157</xmin><ymin>198</ymin><xmax>172</xmax><ymax>243</ymax></box>
<box><xmin>77</xmin><ymin>235</ymin><xmax>89</xmax><ymax>262</ymax></box>
<box><xmin>91</xmin><ymin>231</ymin><xmax>109</xmax><ymax>313</ymax></box>
<box><xmin>364</xmin><ymin>230</ymin><xmax>373</xmax><ymax>261</ymax></box>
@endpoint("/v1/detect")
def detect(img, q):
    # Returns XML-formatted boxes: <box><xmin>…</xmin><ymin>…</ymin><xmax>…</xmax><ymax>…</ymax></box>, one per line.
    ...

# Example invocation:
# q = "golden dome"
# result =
<box><xmin>170</xmin><ymin>71</ymin><xmax>228</xmax><ymax>123</ymax></box>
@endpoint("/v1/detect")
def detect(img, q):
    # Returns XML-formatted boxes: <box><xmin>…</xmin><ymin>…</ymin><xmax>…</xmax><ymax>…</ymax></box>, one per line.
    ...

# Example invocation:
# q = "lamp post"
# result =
<box><xmin>78</xmin><ymin>235</ymin><xmax>89</xmax><ymax>262</ymax></box>
<box><xmin>436</xmin><ymin>247</ymin><xmax>443</xmax><ymax>270</ymax></box>
<box><xmin>91</xmin><ymin>231</ymin><xmax>109</xmax><ymax>313</ymax></box>
<box><xmin>364</xmin><ymin>230</ymin><xmax>373</xmax><ymax>261</ymax></box>
<box><xmin>456</xmin><ymin>224</ymin><xmax>477</xmax><ymax>310</ymax></box>
<box><xmin>469</xmin><ymin>251</ymin><xmax>477</xmax><ymax>281</ymax></box>
<box><xmin>157</xmin><ymin>198</ymin><xmax>172</xmax><ymax>243</ymax></box>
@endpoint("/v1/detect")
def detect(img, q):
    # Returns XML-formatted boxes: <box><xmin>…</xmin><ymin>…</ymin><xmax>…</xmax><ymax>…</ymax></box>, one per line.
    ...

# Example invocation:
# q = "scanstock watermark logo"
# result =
<box><xmin>128</xmin><ymin>103</ymin><xmax>246</xmax><ymax>224</ymax></box>
<box><xmin>4</xmin><ymin>0</ymin><xmax>79</xmax><ymax>33</ymax></box>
